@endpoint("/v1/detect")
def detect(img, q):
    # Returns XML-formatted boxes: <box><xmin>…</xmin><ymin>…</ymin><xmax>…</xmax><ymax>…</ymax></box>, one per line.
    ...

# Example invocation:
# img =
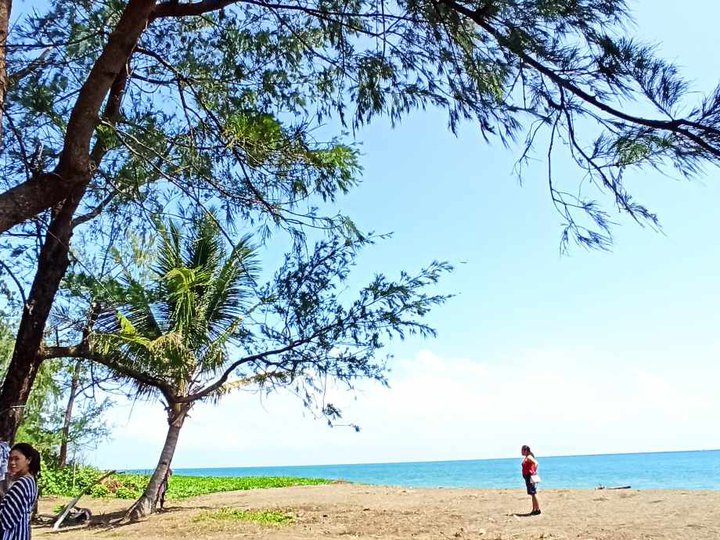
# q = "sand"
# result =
<box><xmin>34</xmin><ymin>483</ymin><xmax>720</xmax><ymax>539</ymax></box>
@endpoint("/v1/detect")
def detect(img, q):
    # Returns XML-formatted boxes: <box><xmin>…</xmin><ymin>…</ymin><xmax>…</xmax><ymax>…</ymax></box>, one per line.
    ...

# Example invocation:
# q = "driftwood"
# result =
<box><xmin>596</xmin><ymin>485</ymin><xmax>632</xmax><ymax>490</ymax></box>
<box><xmin>52</xmin><ymin>470</ymin><xmax>116</xmax><ymax>531</ymax></box>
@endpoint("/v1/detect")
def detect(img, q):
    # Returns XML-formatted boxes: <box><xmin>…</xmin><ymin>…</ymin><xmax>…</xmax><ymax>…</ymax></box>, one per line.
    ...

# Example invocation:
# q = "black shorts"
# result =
<box><xmin>523</xmin><ymin>474</ymin><xmax>537</xmax><ymax>495</ymax></box>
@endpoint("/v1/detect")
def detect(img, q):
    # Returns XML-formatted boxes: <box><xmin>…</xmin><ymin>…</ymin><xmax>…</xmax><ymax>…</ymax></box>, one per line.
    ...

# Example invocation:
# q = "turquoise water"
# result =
<box><xmin>164</xmin><ymin>450</ymin><xmax>719</xmax><ymax>490</ymax></box>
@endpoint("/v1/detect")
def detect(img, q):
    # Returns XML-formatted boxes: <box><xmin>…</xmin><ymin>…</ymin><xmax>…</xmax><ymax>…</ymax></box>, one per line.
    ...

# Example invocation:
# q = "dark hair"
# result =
<box><xmin>11</xmin><ymin>442</ymin><xmax>41</xmax><ymax>477</ymax></box>
<box><xmin>521</xmin><ymin>445</ymin><xmax>535</xmax><ymax>457</ymax></box>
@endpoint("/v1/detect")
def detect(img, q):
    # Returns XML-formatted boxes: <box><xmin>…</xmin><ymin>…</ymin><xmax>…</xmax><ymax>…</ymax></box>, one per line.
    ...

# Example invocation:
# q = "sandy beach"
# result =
<box><xmin>34</xmin><ymin>483</ymin><xmax>720</xmax><ymax>539</ymax></box>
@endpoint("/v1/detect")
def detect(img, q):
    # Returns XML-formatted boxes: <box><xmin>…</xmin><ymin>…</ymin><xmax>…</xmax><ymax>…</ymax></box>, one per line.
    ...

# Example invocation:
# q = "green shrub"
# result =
<box><xmin>40</xmin><ymin>465</ymin><xmax>110</xmax><ymax>496</ymax></box>
<box><xmin>165</xmin><ymin>476</ymin><xmax>329</xmax><ymax>500</ymax></box>
<box><xmin>39</xmin><ymin>465</ymin><xmax>330</xmax><ymax>500</ymax></box>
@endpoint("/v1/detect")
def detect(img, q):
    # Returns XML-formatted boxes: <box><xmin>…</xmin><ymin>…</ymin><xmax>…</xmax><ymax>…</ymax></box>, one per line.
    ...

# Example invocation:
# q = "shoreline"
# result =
<box><xmin>119</xmin><ymin>474</ymin><xmax>720</xmax><ymax>492</ymax></box>
<box><xmin>129</xmin><ymin>448</ymin><xmax>719</xmax><ymax>491</ymax></box>
<box><xmin>35</xmin><ymin>483</ymin><xmax>720</xmax><ymax>539</ymax></box>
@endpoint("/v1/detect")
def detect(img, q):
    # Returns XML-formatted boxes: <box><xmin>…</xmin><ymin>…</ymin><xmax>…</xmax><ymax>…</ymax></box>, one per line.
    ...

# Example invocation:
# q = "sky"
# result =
<box><xmin>89</xmin><ymin>0</ymin><xmax>720</xmax><ymax>469</ymax></box>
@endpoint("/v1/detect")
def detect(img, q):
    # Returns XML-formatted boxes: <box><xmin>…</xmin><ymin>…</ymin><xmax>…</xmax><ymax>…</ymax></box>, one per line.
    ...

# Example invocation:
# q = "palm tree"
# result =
<box><xmin>94</xmin><ymin>214</ymin><xmax>260</xmax><ymax>519</ymax></box>
<box><xmin>45</xmin><ymin>213</ymin><xmax>451</xmax><ymax>520</ymax></box>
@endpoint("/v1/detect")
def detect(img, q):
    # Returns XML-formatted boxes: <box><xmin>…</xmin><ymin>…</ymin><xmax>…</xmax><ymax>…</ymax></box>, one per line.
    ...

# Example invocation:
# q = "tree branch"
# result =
<box><xmin>151</xmin><ymin>0</ymin><xmax>240</xmax><ymax>20</ymax></box>
<box><xmin>7</xmin><ymin>47</ymin><xmax>53</xmax><ymax>85</ymax></box>
<box><xmin>177</xmin><ymin>331</ymin><xmax>330</xmax><ymax>403</ymax></box>
<box><xmin>58</xmin><ymin>0</ymin><xmax>156</xmax><ymax>177</ymax></box>
<box><xmin>0</xmin><ymin>259</ymin><xmax>27</xmax><ymax>307</ymax></box>
<box><xmin>71</xmin><ymin>192</ymin><xmax>117</xmax><ymax>228</ymax></box>
<box><xmin>437</xmin><ymin>0</ymin><xmax>720</xmax><ymax>160</ymax></box>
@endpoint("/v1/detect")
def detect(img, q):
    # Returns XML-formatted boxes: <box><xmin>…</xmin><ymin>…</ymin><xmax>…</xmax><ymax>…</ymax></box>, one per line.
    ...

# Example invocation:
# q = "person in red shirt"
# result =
<box><xmin>521</xmin><ymin>445</ymin><xmax>541</xmax><ymax>515</ymax></box>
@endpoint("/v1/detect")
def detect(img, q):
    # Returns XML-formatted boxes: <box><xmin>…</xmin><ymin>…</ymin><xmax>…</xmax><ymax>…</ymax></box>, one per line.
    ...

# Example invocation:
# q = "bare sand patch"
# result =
<box><xmin>35</xmin><ymin>483</ymin><xmax>720</xmax><ymax>539</ymax></box>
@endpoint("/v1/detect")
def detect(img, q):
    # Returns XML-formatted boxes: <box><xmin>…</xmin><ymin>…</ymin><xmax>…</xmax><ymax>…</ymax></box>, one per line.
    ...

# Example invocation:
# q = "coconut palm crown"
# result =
<box><xmin>94</xmin><ymin>215</ymin><xmax>259</xmax><ymax>404</ymax></box>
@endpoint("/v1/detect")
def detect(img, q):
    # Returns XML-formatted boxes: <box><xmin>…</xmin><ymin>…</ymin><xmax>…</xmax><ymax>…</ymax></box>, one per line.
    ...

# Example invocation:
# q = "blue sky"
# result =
<box><xmin>90</xmin><ymin>0</ymin><xmax>720</xmax><ymax>468</ymax></box>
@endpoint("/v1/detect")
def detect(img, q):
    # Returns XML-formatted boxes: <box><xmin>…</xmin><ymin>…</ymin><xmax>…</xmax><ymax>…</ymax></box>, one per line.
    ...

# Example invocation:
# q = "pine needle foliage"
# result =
<box><xmin>2</xmin><ymin>1</ymin><xmax>720</xmax><ymax>246</ymax></box>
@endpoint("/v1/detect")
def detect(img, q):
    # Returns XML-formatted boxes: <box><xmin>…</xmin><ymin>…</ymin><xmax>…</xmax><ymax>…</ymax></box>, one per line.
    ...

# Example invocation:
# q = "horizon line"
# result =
<box><xmin>124</xmin><ymin>447</ymin><xmax>720</xmax><ymax>472</ymax></box>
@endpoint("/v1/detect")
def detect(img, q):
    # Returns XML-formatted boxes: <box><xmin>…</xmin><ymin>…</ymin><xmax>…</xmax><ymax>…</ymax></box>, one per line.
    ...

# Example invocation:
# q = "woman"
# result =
<box><xmin>0</xmin><ymin>443</ymin><xmax>40</xmax><ymax>540</ymax></box>
<box><xmin>521</xmin><ymin>444</ymin><xmax>541</xmax><ymax>515</ymax></box>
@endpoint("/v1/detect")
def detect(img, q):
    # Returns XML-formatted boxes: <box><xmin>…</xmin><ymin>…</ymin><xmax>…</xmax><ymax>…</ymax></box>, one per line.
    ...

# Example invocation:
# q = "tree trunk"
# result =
<box><xmin>0</xmin><ymin>0</ymin><xmax>155</xmax><ymax>235</ymax></box>
<box><xmin>125</xmin><ymin>403</ymin><xmax>189</xmax><ymax>521</ymax></box>
<box><xmin>0</xmin><ymin>57</ymin><xmax>128</xmax><ymax>442</ymax></box>
<box><xmin>0</xmin><ymin>188</ymin><xmax>84</xmax><ymax>443</ymax></box>
<box><xmin>58</xmin><ymin>359</ymin><xmax>82</xmax><ymax>467</ymax></box>
<box><xmin>0</xmin><ymin>0</ymin><xmax>12</xmax><ymax>141</ymax></box>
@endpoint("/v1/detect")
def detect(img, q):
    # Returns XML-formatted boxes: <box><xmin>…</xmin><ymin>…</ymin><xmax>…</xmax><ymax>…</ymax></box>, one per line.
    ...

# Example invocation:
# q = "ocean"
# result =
<box><xmin>164</xmin><ymin>449</ymin><xmax>720</xmax><ymax>490</ymax></box>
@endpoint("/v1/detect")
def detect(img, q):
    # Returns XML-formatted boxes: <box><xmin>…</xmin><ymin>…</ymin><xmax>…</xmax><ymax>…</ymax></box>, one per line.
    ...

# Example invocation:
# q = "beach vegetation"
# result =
<box><xmin>194</xmin><ymin>508</ymin><xmax>294</xmax><ymax>525</ymax></box>
<box><xmin>163</xmin><ymin>476</ymin><xmax>329</xmax><ymax>500</ymax></box>
<box><xmin>39</xmin><ymin>465</ymin><xmax>329</xmax><ymax>500</ymax></box>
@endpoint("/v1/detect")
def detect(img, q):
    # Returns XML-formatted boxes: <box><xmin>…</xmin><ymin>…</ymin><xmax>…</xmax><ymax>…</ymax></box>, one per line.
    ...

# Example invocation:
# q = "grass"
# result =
<box><xmin>194</xmin><ymin>507</ymin><xmax>294</xmax><ymax>525</ymax></box>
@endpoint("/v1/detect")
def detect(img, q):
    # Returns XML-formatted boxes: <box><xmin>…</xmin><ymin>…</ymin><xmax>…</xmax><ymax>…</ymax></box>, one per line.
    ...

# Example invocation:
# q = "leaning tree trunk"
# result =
<box><xmin>0</xmin><ymin>62</ymin><xmax>127</xmax><ymax>442</ymax></box>
<box><xmin>0</xmin><ymin>0</ymin><xmax>12</xmax><ymax>141</ymax></box>
<box><xmin>0</xmin><ymin>0</ymin><xmax>151</xmax><ymax>235</ymax></box>
<box><xmin>0</xmin><ymin>190</ymin><xmax>84</xmax><ymax>443</ymax></box>
<box><xmin>58</xmin><ymin>359</ymin><xmax>82</xmax><ymax>467</ymax></box>
<box><xmin>126</xmin><ymin>403</ymin><xmax>190</xmax><ymax>521</ymax></box>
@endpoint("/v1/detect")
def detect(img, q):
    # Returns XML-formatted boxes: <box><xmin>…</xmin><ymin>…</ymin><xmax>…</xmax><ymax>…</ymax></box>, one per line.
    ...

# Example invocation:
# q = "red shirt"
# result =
<box><xmin>522</xmin><ymin>457</ymin><xmax>537</xmax><ymax>476</ymax></box>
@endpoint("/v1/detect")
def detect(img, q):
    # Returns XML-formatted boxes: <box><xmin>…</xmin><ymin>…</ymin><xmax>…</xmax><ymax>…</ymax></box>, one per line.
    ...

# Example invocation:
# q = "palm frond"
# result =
<box><xmin>92</xmin><ymin>212</ymin><xmax>260</xmax><ymax>400</ymax></box>
<box><xmin>203</xmin><ymin>233</ymin><xmax>260</xmax><ymax>332</ymax></box>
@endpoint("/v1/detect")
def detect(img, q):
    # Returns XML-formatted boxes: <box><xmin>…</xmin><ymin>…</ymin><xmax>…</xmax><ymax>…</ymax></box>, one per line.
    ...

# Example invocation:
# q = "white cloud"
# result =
<box><xmin>91</xmin><ymin>346</ymin><xmax>720</xmax><ymax>470</ymax></box>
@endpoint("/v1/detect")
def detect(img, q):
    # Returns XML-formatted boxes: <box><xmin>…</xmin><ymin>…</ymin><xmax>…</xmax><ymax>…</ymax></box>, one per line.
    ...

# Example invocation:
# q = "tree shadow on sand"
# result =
<box><xmin>34</xmin><ymin>505</ymin><xmax>196</xmax><ymax>533</ymax></box>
